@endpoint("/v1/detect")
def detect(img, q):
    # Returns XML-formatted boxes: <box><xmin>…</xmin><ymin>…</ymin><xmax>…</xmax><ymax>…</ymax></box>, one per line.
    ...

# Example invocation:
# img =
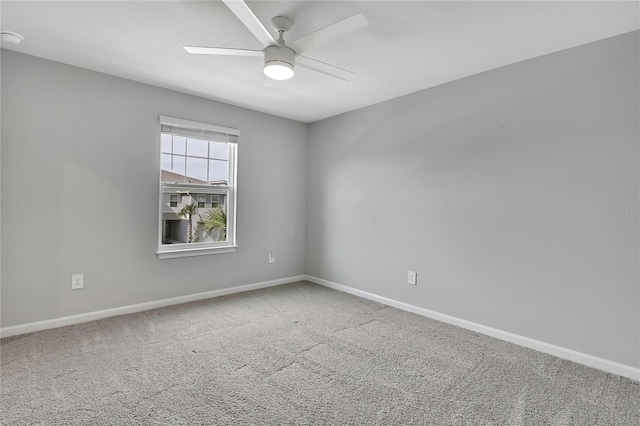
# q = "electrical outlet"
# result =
<box><xmin>268</xmin><ymin>251</ymin><xmax>275</xmax><ymax>264</ymax></box>
<box><xmin>71</xmin><ymin>274</ymin><xmax>84</xmax><ymax>290</ymax></box>
<box><xmin>408</xmin><ymin>271</ymin><xmax>417</xmax><ymax>285</ymax></box>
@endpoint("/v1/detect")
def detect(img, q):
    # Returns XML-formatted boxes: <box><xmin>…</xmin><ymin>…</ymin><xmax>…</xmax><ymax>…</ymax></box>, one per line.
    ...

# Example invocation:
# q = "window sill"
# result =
<box><xmin>157</xmin><ymin>245</ymin><xmax>237</xmax><ymax>259</ymax></box>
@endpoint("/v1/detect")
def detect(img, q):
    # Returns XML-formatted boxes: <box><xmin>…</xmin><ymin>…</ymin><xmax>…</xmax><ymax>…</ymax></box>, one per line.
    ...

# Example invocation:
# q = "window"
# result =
<box><xmin>158</xmin><ymin>116</ymin><xmax>238</xmax><ymax>259</ymax></box>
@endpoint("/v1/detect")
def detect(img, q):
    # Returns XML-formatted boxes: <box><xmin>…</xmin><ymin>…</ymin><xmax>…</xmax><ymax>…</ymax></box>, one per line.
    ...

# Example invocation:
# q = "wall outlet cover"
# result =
<box><xmin>72</xmin><ymin>274</ymin><xmax>84</xmax><ymax>290</ymax></box>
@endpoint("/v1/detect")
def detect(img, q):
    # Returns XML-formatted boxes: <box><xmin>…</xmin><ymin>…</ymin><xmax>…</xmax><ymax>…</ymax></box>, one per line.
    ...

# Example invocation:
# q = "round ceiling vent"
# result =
<box><xmin>1</xmin><ymin>31</ymin><xmax>24</xmax><ymax>44</ymax></box>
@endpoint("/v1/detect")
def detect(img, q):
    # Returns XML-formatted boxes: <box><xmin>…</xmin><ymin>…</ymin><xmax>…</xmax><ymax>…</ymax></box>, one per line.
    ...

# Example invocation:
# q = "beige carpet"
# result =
<box><xmin>1</xmin><ymin>281</ymin><xmax>638</xmax><ymax>425</ymax></box>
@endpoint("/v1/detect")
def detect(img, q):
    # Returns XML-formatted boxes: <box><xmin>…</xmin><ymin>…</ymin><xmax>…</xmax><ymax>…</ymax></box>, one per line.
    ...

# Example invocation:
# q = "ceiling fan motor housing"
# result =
<box><xmin>264</xmin><ymin>45</ymin><xmax>295</xmax><ymax>68</ymax></box>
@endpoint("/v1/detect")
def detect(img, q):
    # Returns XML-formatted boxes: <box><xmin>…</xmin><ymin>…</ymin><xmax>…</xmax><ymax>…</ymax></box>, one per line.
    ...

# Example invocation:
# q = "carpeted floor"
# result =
<box><xmin>1</xmin><ymin>281</ymin><xmax>638</xmax><ymax>425</ymax></box>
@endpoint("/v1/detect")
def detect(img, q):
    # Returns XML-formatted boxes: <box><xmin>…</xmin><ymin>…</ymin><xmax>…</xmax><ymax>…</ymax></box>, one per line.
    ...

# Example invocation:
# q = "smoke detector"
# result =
<box><xmin>1</xmin><ymin>31</ymin><xmax>24</xmax><ymax>44</ymax></box>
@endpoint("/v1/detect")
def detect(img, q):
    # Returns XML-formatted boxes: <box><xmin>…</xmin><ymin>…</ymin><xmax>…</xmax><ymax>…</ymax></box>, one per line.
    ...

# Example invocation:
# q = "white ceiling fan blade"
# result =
<box><xmin>297</xmin><ymin>56</ymin><xmax>356</xmax><ymax>81</ymax></box>
<box><xmin>183</xmin><ymin>46</ymin><xmax>263</xmax><ymax>57</ymax></box>
<box><xmin>289</xmin><ymin>13</ymin><xmax>369</xmax><ymax>54</ymax></box>
<box><xmin>262</xmin><ymin>75</ymin><xmax>276</xmax><ymax>87</ymax></box>
<box><xmin>222</xmin><ymin>0</ymin><xmax>276</xmax><ymax>47</ymax></box>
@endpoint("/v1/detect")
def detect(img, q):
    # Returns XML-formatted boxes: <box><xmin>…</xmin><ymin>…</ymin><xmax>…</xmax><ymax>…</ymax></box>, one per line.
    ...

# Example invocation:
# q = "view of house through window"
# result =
<box><xmin>158</xmin><ymin>116</ymin><xmax>238</xmax><ymax>258</ymax></box>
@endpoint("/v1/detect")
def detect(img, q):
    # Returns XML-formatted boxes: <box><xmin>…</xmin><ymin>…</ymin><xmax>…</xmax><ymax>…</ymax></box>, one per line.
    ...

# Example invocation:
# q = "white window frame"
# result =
<box><xmin>157</xmin><ymin>116</ymin><xmax>238</xmax><ymax>259</ymax></box>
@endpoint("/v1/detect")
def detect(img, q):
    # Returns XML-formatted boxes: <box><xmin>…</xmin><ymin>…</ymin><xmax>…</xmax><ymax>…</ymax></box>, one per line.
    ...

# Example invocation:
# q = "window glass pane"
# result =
<box><xmin>161</xmin><ymin>134</ymin><xmax>172</xmax><ymax>153</ymax></box>
<box><xmin>199</xmin><ymin>198</ymin><xmax>228</xmax><ymax>242</ymax></box>
<box><xmin>163</xmin><ymin>154</ymin><xmax>185</xmax><ymax>182</ymax></box>
<box><xmin>186</xmin><ymin>157</ymin><xmax>208</xmax><ymax>182</ymax></box>
<box><xmin>173</xmin><ymin>136</ymin><xmax>186</xmax><ymax>155</ymax></box>
<box><xmin>209</xmin><ymin>141</ymin><xmax>229</xmax><ymax>160</ymax></box>
<box><xmin>161</xmin><ymin>154</ymin><xmax>172</xmax><ymax>173</ymax></box>
<box><xmin>187</xmin><ymin>138</ymin><xmax>209</xmax><ymax>158</ymax></box>
<box><xmin>208</xmin><ymin>159</ymin><xmax>229</xmax><ymax>183</ymax></box>
<box><xmin>161</xmin><ymin>154</ymin><xmax>185</xmax><ymax>183</ymax></box>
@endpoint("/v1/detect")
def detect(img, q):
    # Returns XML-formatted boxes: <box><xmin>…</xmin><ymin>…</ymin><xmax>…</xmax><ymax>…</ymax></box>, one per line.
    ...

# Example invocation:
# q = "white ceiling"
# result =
<box><xmin>1</xmin><ymin>1</ymin><xmax>638</xmax><ymax>123</ymax></box>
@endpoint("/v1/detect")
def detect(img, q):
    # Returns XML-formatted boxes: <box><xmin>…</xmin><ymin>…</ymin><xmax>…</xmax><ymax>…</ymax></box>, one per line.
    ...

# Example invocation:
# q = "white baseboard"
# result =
<box><xmin>0</xmin><ymin>275</ymin><xmax>307</xmax><ymax>339</ymax></box>
<box><xmin>4</xmin><ymin>274</ymin><xmax>638</xmax><ymax>381</ymax></box>
<box><xmin>303</xmin><ymin>275</ymin><xmax>640</xmax><ymax>382</ymax></box>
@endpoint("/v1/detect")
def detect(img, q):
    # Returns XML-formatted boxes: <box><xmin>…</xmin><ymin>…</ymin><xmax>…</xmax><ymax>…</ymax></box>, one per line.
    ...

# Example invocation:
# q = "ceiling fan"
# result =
<box><xmin>183</xmin><ymin>0</ymin><xmax>369</xmax><ymax>81</ymax></box>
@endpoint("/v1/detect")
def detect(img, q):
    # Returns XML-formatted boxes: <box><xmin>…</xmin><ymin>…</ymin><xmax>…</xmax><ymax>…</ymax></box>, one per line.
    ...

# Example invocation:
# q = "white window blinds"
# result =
<box><xmin>159</xmin><ymin>116</ymin><xmax>239</xmax><ymax>143</ymax></box>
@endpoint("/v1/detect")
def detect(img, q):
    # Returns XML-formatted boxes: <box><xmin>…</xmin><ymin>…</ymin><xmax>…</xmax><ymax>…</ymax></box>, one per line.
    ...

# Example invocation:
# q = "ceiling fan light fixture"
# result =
<box><xmin>263</xmin><ymin>45</ymin><xmax>295</xmax><ymax>80</ymax></box>
<box><xmin>264</xmin><ymin>61</ymin><xmax>294</xmax><ymax>80</ymax></box>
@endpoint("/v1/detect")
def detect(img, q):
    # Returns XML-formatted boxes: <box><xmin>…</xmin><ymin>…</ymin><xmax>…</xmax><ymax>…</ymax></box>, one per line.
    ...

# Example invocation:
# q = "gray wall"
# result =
<box><xmin>1</xmin><ymin>50</ymin><xmax>307</xmax><ymax>327</ymax></box>
<box><xmin>2</xmin><ymin>31</ymin><xmax>638</xmax><ymax>369</ymax></box>
<box><xmin>306</xmin><ymin>32</ymin><xmax>639</xmax><ymax>367</ymax></box>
